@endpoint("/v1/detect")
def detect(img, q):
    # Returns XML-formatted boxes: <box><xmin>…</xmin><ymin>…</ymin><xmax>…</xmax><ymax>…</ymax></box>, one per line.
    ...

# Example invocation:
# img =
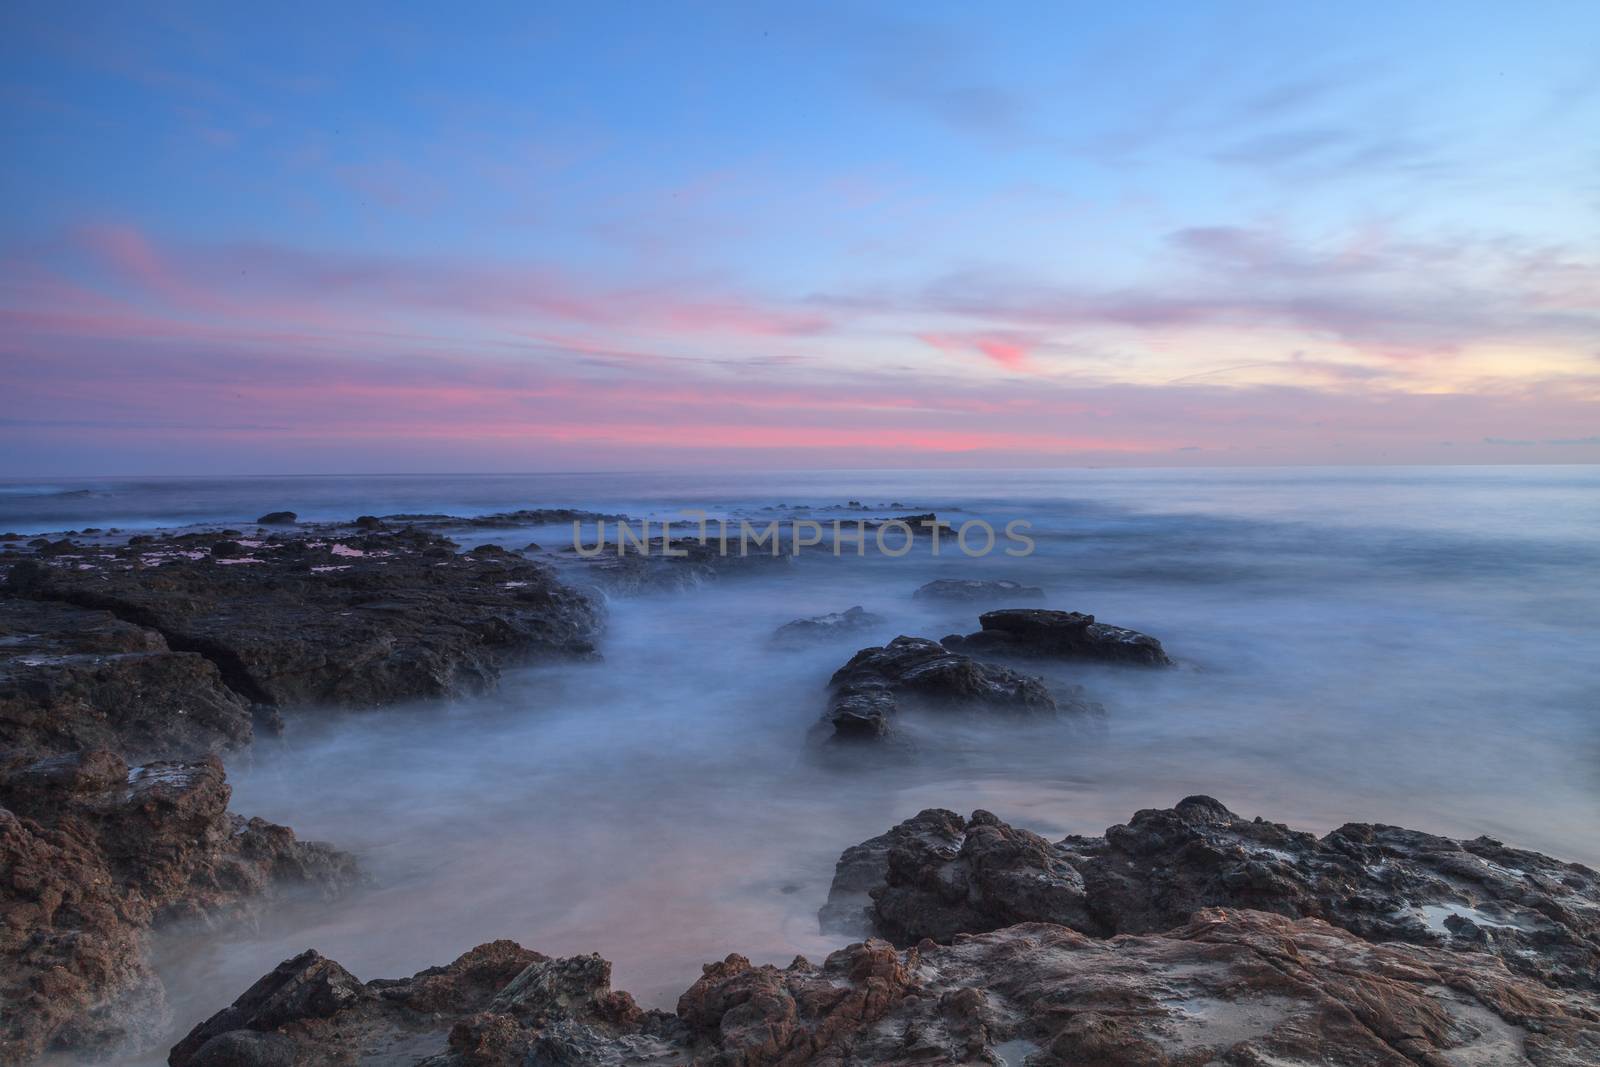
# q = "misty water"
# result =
<box><xmin>5</xmin><ymin>466</ymin><xmax>1598</xmax><ymax>1063</ymax></box>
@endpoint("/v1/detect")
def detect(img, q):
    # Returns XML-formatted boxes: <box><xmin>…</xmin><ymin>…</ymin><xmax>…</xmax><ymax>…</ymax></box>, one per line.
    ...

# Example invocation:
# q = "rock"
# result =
<box><xmin>254</xmin><ymin>512</ymin><xmax>297</xmax><ymax>525</ymax></box>
<box><xmin>169</xmin><ymin>942</ymin><xmax>678</xmax><ymax>1067</ymax></box>
<box><xmin>942</xmin><ymin>608</ymin><xmax>1172</xmax><ymax>666</ymax></box>
<box><xmin>818</xmin><ymin>808</ymin><xmax>967</xmax><ymax>938</ymax></box>
<box><xmin>186</xmin><ymin>1030</ymin><xmax>298</xmax><ymax>1067</ymax></box>
<box><xmin>823</xmin><ymin>636</ymin><xmax>1087</xmax><ymax>740</ymax></box>
<box><xmin>563</xmin><ymin>536</ymin><xmax>790</xmax><ymax>595</ymax></box>
<box><xmin>173</xmin><ymin>913</ymin><xmax>1600</xmax><ymax>1066</ymax></box>
<box><xmin>352</xmin><ymin>515</ymin><xmax>383</xmax><ymax>530</ymax></box>
<box><xmin>771</xmin><ymin>606</ymin><xmax>884</xmax><ymax>647</ymax></box>
<box><xmin>7</xmin><ymin>525</ymin><xmax>603</xmax><ymax>714</ymax></box>
<box><xmin>831</xmin><ymin>796</ymin><xmax>1600</xmax><ymax>991</ymax></box>
<box><xmin>0</xmin><ymin>598</ymin><xmax>254</xmax><ymax>761</ymax></box>
<box><xmin>1</xmin><ymin>751</ymin><xmax>355</xmax><ymax>1065</ymax></box>
<box><xmin>913</xmin><ymin>578</ymin><xmax>1045</xmax><ymax>602</ymax></box>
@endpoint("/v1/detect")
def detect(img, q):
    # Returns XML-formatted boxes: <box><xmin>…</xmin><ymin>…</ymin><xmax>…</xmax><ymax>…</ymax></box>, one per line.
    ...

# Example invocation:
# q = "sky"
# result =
<box><xmin>2</xmin><ymin>1</ymin><xmax>1597</xmax><ymax>475</ymax></box>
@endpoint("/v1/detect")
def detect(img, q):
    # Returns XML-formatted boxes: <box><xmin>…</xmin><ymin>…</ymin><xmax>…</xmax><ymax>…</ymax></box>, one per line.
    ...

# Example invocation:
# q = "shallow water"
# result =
<box><xmin>5</xmin><ymin>466</ymin><xmax>1598</xmax><ymax>1063</ymax></box>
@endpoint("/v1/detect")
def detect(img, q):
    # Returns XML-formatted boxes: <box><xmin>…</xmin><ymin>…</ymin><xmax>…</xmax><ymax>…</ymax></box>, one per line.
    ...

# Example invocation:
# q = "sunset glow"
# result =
<box><xmin>3</xmin><ymin>3</ymin><xmax>1597</xmax><ymax>473</ymax></box>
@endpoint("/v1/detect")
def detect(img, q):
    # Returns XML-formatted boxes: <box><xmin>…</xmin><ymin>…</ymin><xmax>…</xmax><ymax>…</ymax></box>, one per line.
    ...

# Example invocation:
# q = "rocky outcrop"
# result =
<box><xmin>829</xmin><ymin>796</ymin><xmax>1600</xmax><ymax>992</ymax></box>
<box><xmin>771</xmin><ymin>606</ymin><xmax>884</xmax><ymax>647</ymax></box>
<box><xmin>913</xmin><ymin>578</ymin><xmax>1045</xmax><ymax>602</ymax></box>
<box><xmin>3</xmin><ymin>525</ymin><xmax>603</xmax><ymax>715</ymax></box>
<box><xmin>172</xmin><ymin>911</ymin><xmax>1600</xmax><ymax>1066</ymax></box>
<box><xmin>563</xmin><ymin>536</ymin><xmax>791</xmax><ymax>594</ymax></box>
<box><xmin>823</xmin><ymin>636</ymin><xmax>1091</xmax><ymax>740</ymax></box>
<box><xmin>0</xmin><ymin>599</ymin><xmax>255</xmax><ymax>762</ymax></box>
<box><xmin>254</xmin><ymin>512</ymin><xmax>296</xmax><ymax>525</ymax></box>
<box><xmin>169</xmin><ymin>941</ymin><xmax>679</xmax><ymax>1067</ymax></box>
<box><xmin>942</xmin><ymin>608</ymin><xmax>1172</xmax><ymax>666</ymax></box>
<box><xmin>0</xmin><ymin>750</ymin><xmax>355</xmax><ymax>1065</ymax></box>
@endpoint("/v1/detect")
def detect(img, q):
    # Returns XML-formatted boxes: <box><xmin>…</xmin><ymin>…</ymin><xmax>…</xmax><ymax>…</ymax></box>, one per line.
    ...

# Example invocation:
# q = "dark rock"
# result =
<box><xmin>832</xmin><ymin>796</ymin><xmax>1600</xmax><ymax>991</ymax></box>
<box><xmin>771</xmin><ymin>606</ymin><xmax>884</xmax><ymax>647</ymax></box>
<box><xmin>9</xmin><ymin>526</ymin><xmax>603</xmax><ymax>713</ymax></box>
<box><xmin>0</xmin><ymin>598</ymin><xmax>254</xmax><ymax>760</ymax></box>
<box><xmin>186</xmin><ymin>1030</ymin><xmax>297</xmax><ymax>1067</ymax></box>
<box><xmin>913</xmin><ymin>578</ymin><xmax>1045</xmax><ymax>602</ymax></box>
<box><xmin>208</xmin><ymin>540</ymin><xmax>244</xmax><ymax>559</ymax></box>
<box><xmin>822</xmin><ymin>636</ymin><xmax>1083</xmax><ymax>740</ymax></box>
<box><xmin>352</xmin><ymin>515</ymin><xmax>383</xmax><ymax>530</ymax></box>
<box><xmin>943</xmin><ymin>608</ymin><xmax>1172</xmax><ymax>666</ymax></box>
<box><xmin>254</xmin><ymin>512</ymin><xmax>297</xmax><ymax>525</ymax></box>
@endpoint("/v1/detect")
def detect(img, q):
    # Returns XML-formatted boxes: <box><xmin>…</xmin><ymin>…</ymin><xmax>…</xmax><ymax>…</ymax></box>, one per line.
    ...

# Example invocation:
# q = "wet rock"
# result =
<box><xmin>8</xmin><ymin>526</ymin><xmax>603</xmax><ymax>714</ymax></box>
<box><xmin>823</xmin><ymin>636</ymin><xmax>1085</xmax><ymax>740</ymax></box>
<box><xmin>254</xmin><ymin>512</ymin><xmax>297</xmax><ymax>525</ymax></box>
<box><xmin>1</xmin><ymin>751</ymin><xmax>355</xmax><ymax>1065</ymax></box>
<box><xmin>771</xmin><ymin>606</ymin><xmax>884</xmax><ymax>647</ymax></box>
<box><xmin>169</xmin><ymin>942</ymin><xmax>677</xmax><ymax>1067</ymax></box>
<box><xmin>352</xmin><ymin>515</ymin><xmax>383</xmax><ymax>530</ymax></box>
<box><xmin>913</xmin><ymin>578</ymin><xmax>1045</xmax><ymax>602</ymax></box>
<box><xmin>942</xmin><ymin>608</ymin><xmax>1172</xmax><ymax>666</ymax></box>
<box><xmin>175</xmin><ymin>912</ymin><xmax>1600</xmax><ymax>1066</ymax></box>
<box><xmin>832</xmin><ymin>796</ymin><xmax>1600</xmax><ymax>991</ymax></box>
<box><xmin>0</xmin><ymin>598</ymin><xmax>254</xmax><ymax>761</ymax></box>
<box><xmin>564</xmin><ymin>536</ymin><xmax>790</xmax><ymax>595</ymax></box>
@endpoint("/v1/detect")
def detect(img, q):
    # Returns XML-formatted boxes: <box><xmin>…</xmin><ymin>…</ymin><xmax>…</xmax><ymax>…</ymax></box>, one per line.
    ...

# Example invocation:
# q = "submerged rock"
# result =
<box><xmin>173</xmin><ymin>911</ymin><xmax>1600</xmax><ymax>1066</ymax></box>
<box><xmin>823</xmin><ymin>636</ymin><xmax>1094</xmax><ymax>740</ymax></box>
<box><xmin>942</xmin><ymin>607</ymin><xmax>1172</xmax><ymax>666</ymax></box>
<box><xmin>828</xmin><ymin>796</ymin><xmax>1600</xmax><ymax>991</ymax></box>
<box><xmin>0</xmin><ymin>750</ymin><xmax>355</xmax><ymax>1065</ymax></box>
<box><xmin>771</xmin><ymin>605</ymin><xmax>885</xmax><ymax>647</ymax></box>
<box><xmin>913</xmin><ymin>577</ymin><xmax>1045</xmax><ymax>602</ymax></box>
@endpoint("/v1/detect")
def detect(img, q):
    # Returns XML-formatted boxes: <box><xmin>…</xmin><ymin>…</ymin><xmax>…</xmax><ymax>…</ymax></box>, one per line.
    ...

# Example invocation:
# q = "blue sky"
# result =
<box><xmin>3</xmin><ymin>2</ymin><xmax>1597</xmax><ymax>473</ymax></box>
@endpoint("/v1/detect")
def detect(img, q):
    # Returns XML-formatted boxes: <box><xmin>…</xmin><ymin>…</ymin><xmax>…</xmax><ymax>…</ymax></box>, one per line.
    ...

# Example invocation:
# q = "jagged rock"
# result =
<box><xmin>942</xmin><ymin>608</ymin><xmax>1172</xmax><ymax>666</ymax></box>
<box><xmin>254</xmin><ymin>512</ymin><xmax>297</xmax><ymax>525</ymax></box>
<box><xmin>822</xmin><ymin>636</ymin><xmax>1092</xmax><ymax>740</ymax></box>
<box><xmin>173</xmin><ymin>913</ymin><xmax>1600</xmax><ymax>1066</ymax></box>
<box><xmin>771</xmin><ymin>606</ymin><xmax>884</xmax><ymax>647</ymax></box>
<box><xmin>0</xmin><ymin>598</ymin><xmax>254</xmax><ymax>761</ymax></box>
<box><xmin>0</xmin><ymin>751</ymin><xmax>355</xmax><ymax>1065</ymax></box>
<box><xmin>830</xmin><ymin>796</ymin><xmax>1600</xmax><ymax>991</ymax></box>
<box><xmin>912</xmin><ymin>578</ymin><xmax>1045</xmax><ymax>602</ymax></box>
<box><xmin>169</xmin><ymin>942</ymin><xmax>678</xmax><ymax>1067</ymax></box>
<box><xmin>4</xmin><ymin>526</ymin><xmax>603</xmax><ymax>714</ymax></box>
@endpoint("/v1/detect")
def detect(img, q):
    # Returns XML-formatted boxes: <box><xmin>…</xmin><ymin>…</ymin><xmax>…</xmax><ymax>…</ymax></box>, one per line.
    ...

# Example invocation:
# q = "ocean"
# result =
<box><xmin>4</xmin><ymin>465</ymin><xmax>1597</xmax><ymax>1060</ymax></box>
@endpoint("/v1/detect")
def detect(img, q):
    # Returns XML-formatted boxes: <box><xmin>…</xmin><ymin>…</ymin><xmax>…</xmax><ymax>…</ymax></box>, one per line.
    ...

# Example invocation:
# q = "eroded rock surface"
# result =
<box><xmin>0</xmin><ymin>599</ymin><xmax>255</xmax><ymax>761</ymax></box>
<box><xmin>942</xmin><ymin>608</ymin><xmax>1171</xmax><ymax>667</ymax></box>
<box><xmin>0</xmin><ymin>750</ymin><xmax>354</xmax><ymax>1065</ymax></box>
<box><xmin>3</xmin><ymin>525</ymin><xmax>603</xmax><ymax>714</ymax></box>
<box><xmin>173</xmin><ymin>911</ymin><xmax>1600</xmax><ymax>1066</ymax></box>
<box><xmin>913</xmin><ymin>578</ymin><xmax>1045</xmax><ymax>603</ymax></box>
<box><xmin>832</xmin><ymin>796</ymin><xmax>1600</xmax><ymax>991</ymax></box>
<box><xmin>823</xmin><ymin>636</ymin><xmax>1090</xmax><ymax>740</ymax></box>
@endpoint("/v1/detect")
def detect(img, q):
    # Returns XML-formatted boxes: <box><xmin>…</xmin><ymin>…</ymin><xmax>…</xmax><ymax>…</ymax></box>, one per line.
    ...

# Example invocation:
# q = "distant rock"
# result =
<box><xmin>823</xmin><ymin>635</ymin><xmax>1090</xmax><ymax>740</ymax></box>
<box><xmin>254</xmin><ymin>511</ymin><xmax>297</xmax><ymax>525</ymax></box>
<box><xmin>913</xmin><ymin>577</ymin><xmax>1045</xmax><ymax>602</ymax></box>
<box><xmin>943</xmin><ymin>608</ymin><xmax>1171</xmax><ymax>666</ymax></box>
<box><xmin>771</xmin><ymin>605</ymin><xmax>884</xmax><ymax>647</ymax></box>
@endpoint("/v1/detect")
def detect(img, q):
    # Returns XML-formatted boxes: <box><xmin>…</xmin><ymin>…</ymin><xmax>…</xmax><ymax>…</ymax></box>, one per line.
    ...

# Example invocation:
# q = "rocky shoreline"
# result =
<box><xmin>2</xmin><ymin>511</ymin><xmax>1597</xmax><ymax>1065</ymax></box>
<box><xmin>166</xmin><ymin>798</ymin><xmax>1600</xmax><ymax>1066</ymax></box>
